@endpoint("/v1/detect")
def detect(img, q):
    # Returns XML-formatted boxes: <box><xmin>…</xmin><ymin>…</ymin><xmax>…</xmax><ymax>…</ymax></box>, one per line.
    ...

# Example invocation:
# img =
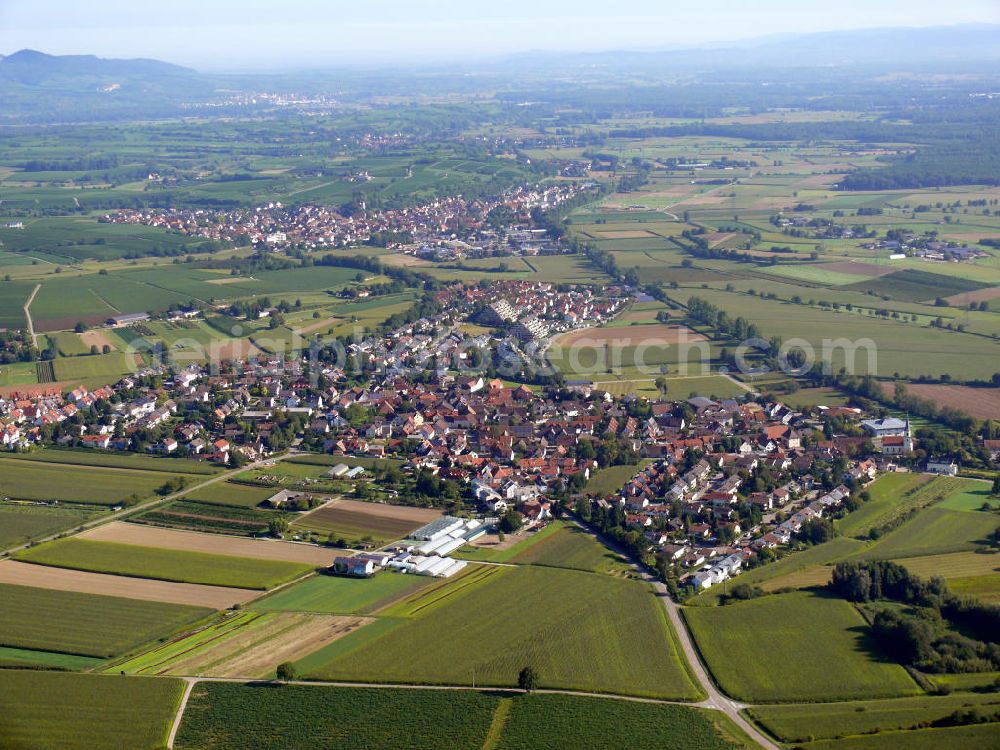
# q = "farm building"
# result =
<box><xmin>332</xmin><ymin>556</ymin><xmax>376</xmax><ymax>577</ymax></box>
<box><xmin>326</xmin><ymin>463</ymin><xmax>350</xmax><ymax>478</ymax></box>
<box><xmin>107</xmin><ymin>312</ymin><xmax>151</xmax><ymax>328</ymax></box>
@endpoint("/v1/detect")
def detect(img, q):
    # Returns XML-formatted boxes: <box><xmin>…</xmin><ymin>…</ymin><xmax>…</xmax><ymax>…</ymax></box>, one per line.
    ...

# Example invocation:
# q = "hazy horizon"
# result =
<box><xmin>2</xmin><ymin>0</ymin><xmax>998</xmax><ymax>71</ymax></box>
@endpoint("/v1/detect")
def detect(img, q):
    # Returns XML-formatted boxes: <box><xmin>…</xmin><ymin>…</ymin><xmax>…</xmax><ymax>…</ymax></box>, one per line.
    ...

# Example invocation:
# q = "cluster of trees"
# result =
<box><xmin>830</xmin><ymin>561</ymin><xmax>1000</xmax><ymax>674</ymax></box>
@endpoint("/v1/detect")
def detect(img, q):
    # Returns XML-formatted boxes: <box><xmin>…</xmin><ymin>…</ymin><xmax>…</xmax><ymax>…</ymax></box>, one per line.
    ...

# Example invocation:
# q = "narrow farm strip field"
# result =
<box><xmin>0</xmin><ymin>671</ymin><xmax>186</xmax><ymax>750</ymax></box>
<box><xmin>79</xmin><ymin>521</ymin><xmax>340</xmax><ymax>565</ymax></box>
<box><xmin>13</xmin><ymin>537</ymin><xmax>315</xmax><ymax>589</ymax></box>
<box><xmin>0</xmin><ymin>559</ymin><xmax>256</xmax><ymax>608</ymax></box>
<box><xmin>152</xmin><ymin>612</ymin><xmax>372</xmax><ymax>679</ymax></box>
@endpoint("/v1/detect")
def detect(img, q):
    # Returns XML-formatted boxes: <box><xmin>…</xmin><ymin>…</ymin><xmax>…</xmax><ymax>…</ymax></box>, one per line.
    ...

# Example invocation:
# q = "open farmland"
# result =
<box><xmin>690</xmin><ymin>536</ymin><xmax>867</xmax><ymax>606</ymax></box>
<box><xmin>0</xmin><ymin>456</ymin><xmax>180</xmax><ymax>505</ymax></box>
<box><xmin>496</xmin><ymin>693</ymin><xmax>756</xmax><ymax>750</ymax></box>
<box><xmin>0</xmin><ymin>503</ymin><xmax>93</xmax><ymax>550</ymax></box>
<box><xmin>291</xmin><ymin>497</ymin><xmax>442</xmax><ymax>544</ymax></box>
<box><xmin>0</xmin><ymin>580</ymin><xmax>212</xmax><ymax>658</ymax></box>
<box><xmin>79</xmin><ymin>521</ymin><xmax>340</xmax><ymax>565</ymax></box>
<box><xmin>852</xmin><ymin>506</ymin><xmax>1000</xmax><ymax>560</ymax></box>
<box><xmin>133</xmin><ymin>499</ymin><xmax>285</xmax><ymax>536</ymax></box>
<box><xmin>14</xmin><ymin>537</ymin><xmax>315</xmax><ymax>589</ymax></box>
<box><xmin>0</xmin><ymin>671</ymin><xmax>186</xmax><ymax>750</ymax></box>
<box><xmin>683</xmin><ymin>591</ymin><xmax>919</xmax><ymax>702</ymax></box>
<box><xmin>5</xmin><ymin>447</ymin><xmax>222</xmax><ymax>474</ymax></box>
<box><xmin>670</xmin><ymin>288</ymin><xmax>1000</xmax><ymax>380</ymax></box>
<box><xmin>305</xmin><ymin>565</ymin><xmax>701</xmax><ymax>700</ymax></box>
<box><xmin>838</xmin><ymin>473</ymin><xmax>963</xmax><ymax>538</ymax></box>
<box><xmin>510</xmin><ymin>522</ymin><xmax>631</xmax><ymax>576</ymax></box>
<box><xmin>794</xmin><ymin>724</ymin><xmax>1000</xmax><ymax>750</ymax></box>
<box><xmin>251</xmin><ymin>571</ymin><xmax>430</xmax><ymax>615</ymax></box>
<box><xmin>0</xmin><ymin>559</ymin><xmax>257</xmax><ymax>608</ymax></box>
<box><xmin>175</xmin><ymin>683</ymin><xmax>502</xmax><ymax>750</ymax></box>
<box><xmin>180</xmin><ymin>481</ymin><xmax>277</xmax><ymax>508</ymax></box>
<box><xmin>747</xmin><ymin>692</ymin><xmax>1000</xmax><ymax>745</ymax></box>
<box><xmin>116</xmin><ymin>610</ymin><xmax>372</xmax><ymax>678</ymax></box>
<box><xmin>880</xmin><ymin>382</ymin><xmax>1000</xmax><ymax>421</ymax></box>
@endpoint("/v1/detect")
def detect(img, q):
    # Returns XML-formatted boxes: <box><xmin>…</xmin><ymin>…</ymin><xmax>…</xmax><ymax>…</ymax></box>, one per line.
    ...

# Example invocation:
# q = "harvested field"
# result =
<box><xmin>620</xmin><ymin>309</ymin><xmax>670</xmax><ymax>322</ymax></box>
<box><xmin>293</xmin><ymin>498</ymin><xmax>441</xmax><ymax>541</ymax></box>
<box><xmin>880</xmin><ymin>382</ymin><xmax>1000</xmax><ymax>420</ymax></box>
<box><xmin>941</xmin><ymin>286</ymin><xmax>1000</xmax><ymax>305</ymax></box>
<box><xmin>79</xmin><ymin>522</ymin><xmax>339</xmax><ymax>565</ymax></box>
<box><xmin>295</xmin><ymin>316</ymin><xmax>338</xmax><ymax>334</ymax></box>
<box><xmin>813</xmin><ymin>261</ymin><xmax>896</xmax><ymax>278</ymax></box>
<box><xmin>552</xmin><ymin>323</ymin><xmax>707</xmax><ymax>348</ymax></box>
<box><xmin>0</xmin><ymin>559</ymin><xmax>256</xmax><ymax>608</ymax></box>
<box><xmin>591</xmin><ymin>229</ymin><xmax>659</xmax><ymax>239</ymax></box>
<box><xmin>78</xmin><ymin>329</ymin><xmax>118</xmax><ymax>351</ymax></box>
<box><xmin>163</xmin><ymin>612</ymin><xmax>371</xmax><ymax>678</ymax></box>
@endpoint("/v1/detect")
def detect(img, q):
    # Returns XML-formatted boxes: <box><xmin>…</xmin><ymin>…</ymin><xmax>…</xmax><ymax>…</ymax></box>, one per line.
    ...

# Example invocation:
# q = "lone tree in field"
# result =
<box><xmin>276</xmin><ymin>662</ymin><xmax>297</xmax><ymax>681</ymax></box>
<box><xmin>518</xmin><ymin>666</ymin><xmax>538</xmax><ymax>692</ymax></box>
<box><xmin>992</xmin><ymin>475</ymin><xmax>1000</xmax><ymax>497</ymax></box>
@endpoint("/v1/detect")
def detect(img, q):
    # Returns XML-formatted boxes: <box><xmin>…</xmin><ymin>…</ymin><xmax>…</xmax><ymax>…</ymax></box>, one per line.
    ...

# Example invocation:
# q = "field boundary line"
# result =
<box><xmin>166</xmin><ymin>677</ymin><xmax>196</xmax><ymax>748</ymax></box>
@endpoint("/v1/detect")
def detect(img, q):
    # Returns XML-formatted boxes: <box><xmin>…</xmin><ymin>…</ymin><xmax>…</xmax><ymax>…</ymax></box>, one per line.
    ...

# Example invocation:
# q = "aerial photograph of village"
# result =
<box><xmin>1</xmin><ymin>1</ymin><xmax>999</xmax><ymax>748</ymax></box>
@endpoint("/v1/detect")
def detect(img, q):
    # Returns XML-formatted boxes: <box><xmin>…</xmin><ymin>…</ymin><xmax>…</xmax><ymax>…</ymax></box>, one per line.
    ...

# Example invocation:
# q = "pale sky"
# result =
<box><xmin>1</xmin><ymin>0</ymin><xmax>998</xmax><ymax>70</ymax></box>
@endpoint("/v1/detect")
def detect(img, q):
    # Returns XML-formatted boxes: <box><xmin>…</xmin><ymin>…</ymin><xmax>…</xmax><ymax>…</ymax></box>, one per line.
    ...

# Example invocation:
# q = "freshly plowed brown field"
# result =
<box><xmin>880</xmin><ymin>382</ymin><xmax>1000</xmax><ymax>420</ymax></box>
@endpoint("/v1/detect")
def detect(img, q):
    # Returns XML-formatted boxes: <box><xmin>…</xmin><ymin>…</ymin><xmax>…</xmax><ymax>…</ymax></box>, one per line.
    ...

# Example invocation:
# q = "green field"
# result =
<box><xmin>690</xmin><ymin>536</ymin><xmax>866</xmax><ymax>606</ymax></box>
<box><xmin>510</xmin><ymin>523</ymin><xmax>632</xmax><ymax>576</ymax></box>
<box><xmin>585</xmin><ymin>463</ymin><xmax>642</xmax><ymax>496</ymax></box>
<box><xmin>683</xmin><ymin>591</ymin><xmax>919</xmax><ymax>702</ymax></box>
<box><xmin>0</xmin><ymin>671</ymin><xmax>186</xmax><ymax>750</ymax></box>
<box><xmin>0</xmin><ymin>456</ymin><xmax>179</xmax><ymax>505</ymax></box>
<box><xmin>182</xmin><ymin>481</ymin><xmax>277</xmax><ymax>508</ymax></box>
<box><xmin>0</xmin><ymin>582</ymin><xmax>211</xmax><ymax>658</ymax></box>
<box><xmin>6</xmin><ymin>447</ymin><xmax>222</xmax><ymax>475</ymax></box>
<box><xmin>835</xmin><ymin>472</ymin><xmax>932</xmax><ymax>537</ymax></box>
<box><xmin>14</xmin><ymin>538</ymin><xmax>314</xmax><ymax>590</ymax></box>
<box><xmin>495</xmin><ymin>693</ymin><xmax>754</xmax><ymax>750</ymax></box>
<box><xmin>0</xmin><ymin>503</ymin><xmax>93</xmax><ymax>550</ymax></box>
<box><xmin>175</xmin><ymin>682</ymin><xmax>501</xmax><ymax>750</ymax></box>
<box><xmin>251</xmin><ymin>572</ymin><xmax>429</xmax><ymax>614</ymax></box>
<box><xmin>0</xmin><ymin>645</ymin><xmax>105</xmax><ymax>671</ymax></box>
<box><xmin>797</xmin><ymin>724</ymin><xmax>1000</xmax><ymax>750</ymax></box>
<box><xmin>305</xmin><ymin>565</ymin><xmax>701</xmax><ymax>700</ymax></box>
<box><xmin>853</xmin><ymin>506</ymin><xmax>1000</xmax><ymax>560</ymax></box>
<box><xmin>748</xmin><ymin>692</ymin><xmax>1000</xmax><ymax>744</ymax></box>
<box><xmin>174</xmin><ymin>683</ymin><xmax>747</xmax><ymax>750</ymax></box>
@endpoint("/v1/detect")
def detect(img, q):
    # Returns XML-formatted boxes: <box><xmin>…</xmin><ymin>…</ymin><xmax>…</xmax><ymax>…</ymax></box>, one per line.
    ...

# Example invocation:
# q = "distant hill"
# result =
<box><xmin>0</xmin><ymin>50</ymin><xmax>210</xmax><ymax>123</ymax></box>
<box><xmin>0</xmin><ymin>49</ymin><xmax>195</xmax><ymax>86</ymax></box>
<box><xmin>497</xmin><ymin>24</ymin><xmax>1000</xmax><ymax>71</ymax></box>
